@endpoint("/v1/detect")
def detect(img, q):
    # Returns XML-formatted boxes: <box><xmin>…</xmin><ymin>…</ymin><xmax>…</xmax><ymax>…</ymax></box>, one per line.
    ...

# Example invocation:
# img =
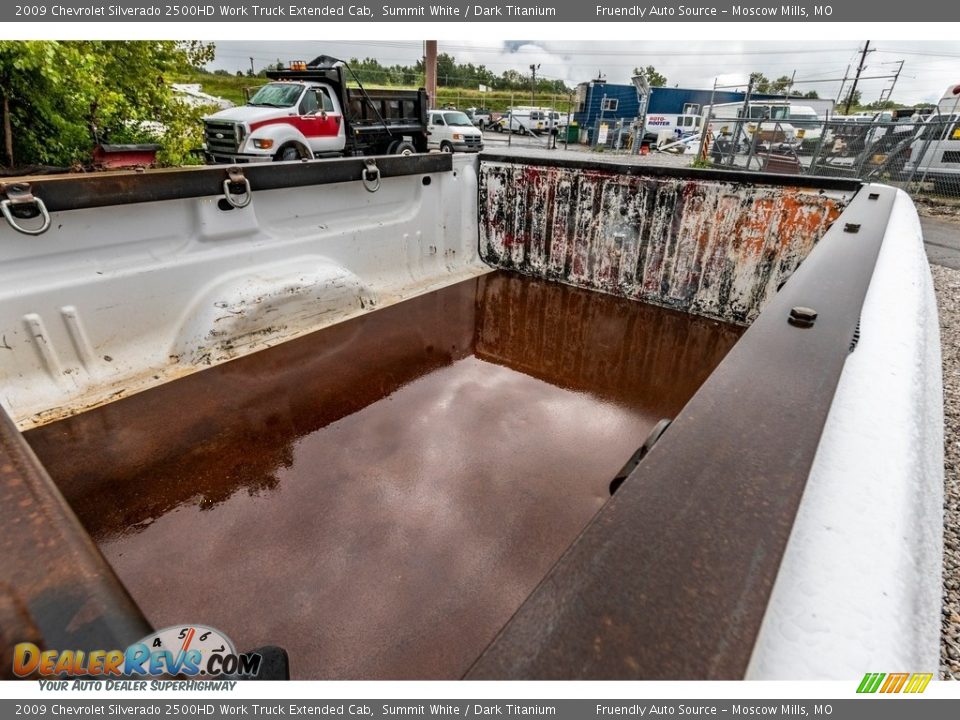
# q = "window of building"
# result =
<box><xmin>603</xmin><ymin>98</ymin><xmax>619</xmax><ymax>111</ymax></box>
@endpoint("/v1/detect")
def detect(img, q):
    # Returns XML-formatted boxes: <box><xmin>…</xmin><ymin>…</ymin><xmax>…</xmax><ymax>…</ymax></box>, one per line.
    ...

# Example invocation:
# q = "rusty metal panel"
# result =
<box><xmin>479</xmin><ymin>160</ymin><xmax>855</xmax><ymax>324</ymax></box>
<box><xmin>0</xmin><ymin>407</ymin><xmax>150</xmax><ymax>678</ymax></box>
<box><xmin>1</xmin><ymin>153</ymin><xmax>452</xmax><ymax>213</ymax></box>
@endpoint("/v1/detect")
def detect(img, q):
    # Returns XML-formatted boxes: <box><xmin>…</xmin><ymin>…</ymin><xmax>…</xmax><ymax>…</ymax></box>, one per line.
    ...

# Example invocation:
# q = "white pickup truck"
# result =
<box><xmin>0</xmin><ymin>153</ymin><xmax>943</xmax><ymax>681</ymax></box>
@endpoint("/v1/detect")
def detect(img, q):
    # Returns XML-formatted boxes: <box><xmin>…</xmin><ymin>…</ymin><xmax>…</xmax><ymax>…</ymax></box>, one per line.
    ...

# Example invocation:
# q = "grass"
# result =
<box><xmin>172</xmin><ymin>68</ymin><xmax>578</xmax><ymax>114</ymax></box>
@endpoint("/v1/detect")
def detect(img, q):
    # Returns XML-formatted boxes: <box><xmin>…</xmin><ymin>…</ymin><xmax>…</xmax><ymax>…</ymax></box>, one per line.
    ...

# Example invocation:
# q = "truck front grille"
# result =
<box><xmin>464</xmin><ymin>136</ymin><xmax>482</xmax><ymax>147</ymax></box>
<box><xmin>205</xmin><ymin>121</ymin><xmax>241</xmax><ymax>154</ymax></box>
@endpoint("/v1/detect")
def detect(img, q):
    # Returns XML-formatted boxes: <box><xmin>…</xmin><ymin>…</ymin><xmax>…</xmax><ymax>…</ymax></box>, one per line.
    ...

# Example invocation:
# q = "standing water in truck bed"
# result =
<box><xmin>24</xmin><ymin>270</ymin><xmax>741</xmax><ymax>679</ymax></box>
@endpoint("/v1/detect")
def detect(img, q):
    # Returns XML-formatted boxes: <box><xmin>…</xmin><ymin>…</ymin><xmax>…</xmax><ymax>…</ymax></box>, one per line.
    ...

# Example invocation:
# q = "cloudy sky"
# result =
<box><xmin>209</xmin><ymin>40</ymin><xmax>960</xmax><ymax>106</ymax></box>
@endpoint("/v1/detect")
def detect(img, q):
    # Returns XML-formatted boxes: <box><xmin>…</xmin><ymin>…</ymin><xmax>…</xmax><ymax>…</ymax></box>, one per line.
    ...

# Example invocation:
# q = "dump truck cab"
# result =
<box><xmin>204</xmin><ymin>56</ymin><xmax>429</xmax><ymax>163</ymax></box>
<box><xmin>205</xmin><ymin>80</ymin><xmax>346</xmax><ymax>162</ymax></box>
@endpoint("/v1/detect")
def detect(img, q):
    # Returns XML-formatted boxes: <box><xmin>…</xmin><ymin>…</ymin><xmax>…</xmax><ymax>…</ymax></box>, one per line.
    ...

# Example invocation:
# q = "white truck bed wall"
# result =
<box><xmin>0</xmin><ymin>155</ymin><xmax>487</xmax><ymax>429</ymax></box>
<box><xmin>747</xmin><ymin>190</ymin><xmax>944</xmax><ymax>678</ymax></box>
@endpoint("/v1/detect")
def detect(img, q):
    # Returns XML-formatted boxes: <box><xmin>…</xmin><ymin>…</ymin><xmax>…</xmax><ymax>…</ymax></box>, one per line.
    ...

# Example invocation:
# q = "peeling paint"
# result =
<box><xmin>479</xmin><ymin>161</ymin><xmax>855</xmax><ymax>325</ymax></box>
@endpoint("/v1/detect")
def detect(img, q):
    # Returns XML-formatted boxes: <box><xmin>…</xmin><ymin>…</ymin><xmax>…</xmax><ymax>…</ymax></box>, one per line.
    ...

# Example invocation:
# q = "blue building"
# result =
<box><xmin>572</xmin><ymin>79</ymin><xmax>641</xmax><ymax>135</ymax></box>
<box><xmin>645</xmin><ymin>86</ymin><xmax>786</xmax><ymax>115</ymax></box>
<box><xmin>573</xmin><ymin>80</ymin><xmax>787</xmax><ymax>141</ymax></box>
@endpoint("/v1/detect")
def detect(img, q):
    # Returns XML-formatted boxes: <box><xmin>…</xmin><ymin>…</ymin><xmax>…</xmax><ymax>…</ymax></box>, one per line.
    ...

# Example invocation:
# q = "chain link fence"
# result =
<box><xmin>555</xmin><ymin>113</ymin><xmax>960</xmax><ymax>206</ymax></box>
<box><xmin>696</xmin><ymin>114</ymin><xmax>960</xmax><ymax>204</ymax></box>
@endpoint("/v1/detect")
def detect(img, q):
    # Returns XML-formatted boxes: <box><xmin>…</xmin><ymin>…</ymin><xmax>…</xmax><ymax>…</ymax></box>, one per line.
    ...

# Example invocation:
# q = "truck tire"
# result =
<box><xmin>439</xmin><ymin>141</ymin><xmax>455</xmax><ymax>154</ymax></box>
<box><xmin>391</xmin><ymin>141</ymin><xmax>417</xmax><ymax>156</ymax></box>
<box><xmin>274</xmin><ymin>144</ymin><xmax>303</xmax><ymax>162</ymax></box>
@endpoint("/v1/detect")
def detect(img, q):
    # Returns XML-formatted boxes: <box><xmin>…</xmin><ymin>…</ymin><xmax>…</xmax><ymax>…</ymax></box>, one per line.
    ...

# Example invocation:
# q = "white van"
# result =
<box><xmin>903</xmin><ymin>112</ymin><xmax>960</xmax><ymax>190</ymax></box>
<box><xmin>546</xmin><ymin>110</ymin><xmax>566</xmax><ymax>131</ymax></box>
<box><xmin>495</xmin><ymin>107</ymin><xmax>548</xmax><ymax>135</ymax></box>
<box><xmin>644</xmin><ymin>113</ymin><xmax>703</xmax><ymax>144</ymax></box>
<box><xmin>426</xmin><ymin>110</ymin><xmax>484</xmax><ymax>153</ymax></box>
<box><xmin>786</xmin><ymin>105</ymin><xmax>832</xmax><ymax>150</ymax></box>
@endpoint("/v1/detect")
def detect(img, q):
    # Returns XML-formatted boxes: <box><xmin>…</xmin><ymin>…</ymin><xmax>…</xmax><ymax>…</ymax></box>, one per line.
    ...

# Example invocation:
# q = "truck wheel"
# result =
<box><xmin>274</xmin><ymin>145</ymin><xmax>302</xmax><ymax>162</ymax></box>
<box><xmin>391</xmin><ymin>141</ymin><xmax>417</xmax><ymax>156</ymax></box>
<box><xmin>439</xmin><ymin>141</ymin><xmax>455</xmax><ymax>154</ymax></box>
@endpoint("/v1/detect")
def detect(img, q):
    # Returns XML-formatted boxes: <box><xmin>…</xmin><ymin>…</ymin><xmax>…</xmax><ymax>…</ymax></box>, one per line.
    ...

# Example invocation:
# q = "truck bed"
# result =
<box><xmin>23</xmin><ymin>270</ymin><xmax>741</xmax><ymax>679</ymax></box>
<box><xmin>0</xmin><ymin>153</ymin><xmax>942</xmax><ymax>680</ymax></box>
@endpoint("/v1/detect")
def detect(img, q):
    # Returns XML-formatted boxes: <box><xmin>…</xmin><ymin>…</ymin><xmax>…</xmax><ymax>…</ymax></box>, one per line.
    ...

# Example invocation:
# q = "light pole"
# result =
<box><xmin>529</xmin><ymin>63</ymin><xmax>540</xmax><ymax>106</ymax></box>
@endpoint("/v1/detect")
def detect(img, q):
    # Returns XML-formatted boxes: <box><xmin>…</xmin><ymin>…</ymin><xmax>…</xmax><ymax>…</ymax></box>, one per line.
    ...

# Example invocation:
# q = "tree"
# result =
<box><xmin>632</xmin><ymin>65</ymin><xmax>667</xmax><ymax>87</ymax></box>
<box><xmin>748</xmin><ymin>72</ymin><xmax>793</xmax><ymax>95</ymax></box>
<box><xmin>0</xmin><ymin>40</ymin><xmax>214</xmax><ymax>168</ymax></box>
<box><xmin>802</xmin><ymin>90</ymin><xmax>820</xmax><ymax>99</ymax></box>
<box><xmin>770</xmin><ymin>75</ymin><xmax>793</xmax><ymax>94</ymax></box>
<box><xmin>841</xmin><ymin>88</ymin><xmax>862</xmax><ymax>110</ymax></box>
<box><xmin>749</xmin><ymin>72</ymin><xmax>772</xmax><ymax>93</ymax></box>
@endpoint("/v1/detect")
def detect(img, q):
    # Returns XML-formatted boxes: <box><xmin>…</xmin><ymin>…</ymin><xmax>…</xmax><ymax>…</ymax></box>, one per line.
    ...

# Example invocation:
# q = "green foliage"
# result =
<box><xmin>632</xmin><ymin>66</ymin><xmax>668</xmax><ymax>88</ymax></box>
<box><xmin>344</xmin><ymin>53</ymin><xmax>571</xmax><ymax>94</ymax></box>
<box><xmin>748</xmin><ymin>72</ymin><xmax>794</xmax><ymax>95</ymax></box>
<box><xmin>841</xmin><ymin>88</ymin><xmax>862</xmax><ymax>111</ymax></box>
<box><xmin>0</xmin><ymin>40</ymin><xmax>214</xmax><ymax>168</ymax></box>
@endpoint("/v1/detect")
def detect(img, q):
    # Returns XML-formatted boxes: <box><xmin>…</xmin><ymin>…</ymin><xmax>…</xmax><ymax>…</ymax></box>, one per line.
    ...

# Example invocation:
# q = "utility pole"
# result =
<box><xmin>739</xmin><ymin>76</ymin><xmax>754</xmax><ymax>121</ymax></box>
<box><xmin>880</xmin><ymin>60</ymin><xmax>905</xmax><ymax>104</ymax></box>
<box><xmin>249</xmin><ymin>57</ymin><xmax>255</xmax><ymax>76</ymax></box>
<box><xmin>529</xmin><ymin>63</ymin><xmax>540</xmax><ymax>106</ymax></box>
<box><xmin>424</xmin><ymin>41</ymin><xmax>437</xmax><ymax>109</ymax></box>
<box><xmin>843</xmin><ymin>40</ymin><xmax>873</xmax><ymax>114</ymax></box>
<box><xmin>835</xmin><ymin>64</ymin><xmax>850</xmax><ymax>105</ymax></box>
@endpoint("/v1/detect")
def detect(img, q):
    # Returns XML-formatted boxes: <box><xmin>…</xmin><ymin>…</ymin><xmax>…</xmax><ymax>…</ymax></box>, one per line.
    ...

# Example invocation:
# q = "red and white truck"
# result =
<box><xmin>203</xmin><ymin>56</ymin><xmax>430</xmax><ymax>163</ymax></box>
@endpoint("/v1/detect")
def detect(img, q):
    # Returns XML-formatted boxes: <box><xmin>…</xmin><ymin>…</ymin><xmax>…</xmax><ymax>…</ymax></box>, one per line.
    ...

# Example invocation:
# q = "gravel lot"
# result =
<box><xmin>934</xmin><ymin>263</ymin><xmax>960</xmax><ymax>680</ymax></box>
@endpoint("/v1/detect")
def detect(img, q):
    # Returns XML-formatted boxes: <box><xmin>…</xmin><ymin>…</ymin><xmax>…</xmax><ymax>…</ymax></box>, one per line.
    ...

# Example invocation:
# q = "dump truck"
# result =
<box><xmin>0</xmin><ymin>151</ymin><xmax>943</xmax><ymax>681</ymax></box>
<box><xmin>203</xmin><ymin>56</ymin><xmax>429</xmax><ymax>163</ymax></box>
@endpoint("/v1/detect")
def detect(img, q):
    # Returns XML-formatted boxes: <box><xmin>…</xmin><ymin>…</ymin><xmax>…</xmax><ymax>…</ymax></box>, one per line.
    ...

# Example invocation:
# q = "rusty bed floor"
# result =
<box><xmin>24</xmin><ymin>270</ymin><xmax>742</xmax><ymax>679</ymax></box>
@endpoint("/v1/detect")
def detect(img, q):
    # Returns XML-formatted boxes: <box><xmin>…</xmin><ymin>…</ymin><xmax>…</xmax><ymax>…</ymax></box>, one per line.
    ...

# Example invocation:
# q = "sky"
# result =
<box><xmin>208</xmin><ymin>40</ymin><xmax>960</xmax><ymax>106</ymax></box>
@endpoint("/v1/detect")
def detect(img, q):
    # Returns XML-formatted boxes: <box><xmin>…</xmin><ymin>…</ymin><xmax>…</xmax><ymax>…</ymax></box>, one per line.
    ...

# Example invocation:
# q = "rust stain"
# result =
<box><xmin>24</xmin><ymin>271</ymin><xmax>741</xmax><ymax>680</ymax></box>
<box><xmin>479</xmin><ymin>162</ymin><xmax>851</xmax><ymax>325</ymax></box>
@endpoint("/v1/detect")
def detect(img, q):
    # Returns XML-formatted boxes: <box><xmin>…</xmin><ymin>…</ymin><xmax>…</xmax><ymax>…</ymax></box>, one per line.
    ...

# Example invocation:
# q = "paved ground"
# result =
<box><xmin>923</xmin><ymin>216</ymin><xmax>960</xmax><ymax>270</ymax></box>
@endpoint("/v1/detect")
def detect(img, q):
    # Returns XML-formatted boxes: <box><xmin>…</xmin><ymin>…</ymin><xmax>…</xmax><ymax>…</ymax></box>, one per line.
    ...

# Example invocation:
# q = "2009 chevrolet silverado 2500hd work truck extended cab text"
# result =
<box><xmin>0</xmin><ymin>152</ymin><xmax>943</xmax><ymax>680</ymax></box>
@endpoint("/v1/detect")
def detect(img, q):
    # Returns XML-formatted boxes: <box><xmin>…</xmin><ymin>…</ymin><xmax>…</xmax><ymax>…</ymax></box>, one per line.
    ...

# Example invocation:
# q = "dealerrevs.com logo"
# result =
<box><xmin>13</xmin><ymin>624</ymin><xmax>261</xmax><ymax>678</ymax></box>
<box><xmin>856</xmin><ymin>672</ymin><xmax>933</xmax><ymax>694</ymax></box>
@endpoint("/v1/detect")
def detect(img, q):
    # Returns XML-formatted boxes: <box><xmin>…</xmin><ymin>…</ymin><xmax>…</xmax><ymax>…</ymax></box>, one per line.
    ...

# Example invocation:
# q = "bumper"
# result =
<box><xmin>205</xmin><ymin>152</ymin><xmax>274</xmax><ymax>165</ymax></box>
<box><xmin>454</xmin><ymin>142</ymin><xmax>484</xmax><ymax>153</ymax></box>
